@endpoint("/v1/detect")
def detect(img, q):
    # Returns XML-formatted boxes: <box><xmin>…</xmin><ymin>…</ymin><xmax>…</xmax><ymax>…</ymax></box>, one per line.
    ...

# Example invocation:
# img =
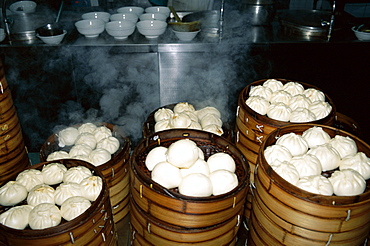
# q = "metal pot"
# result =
<box><xmin>243</xmin><ymin>0</ymin><xmax>275</xmax><ymax>26</ymax></box>
<box><xmin>182</xmin><ymin>10</ymin><xmax>220</xmax><ymax>37</ymax></box>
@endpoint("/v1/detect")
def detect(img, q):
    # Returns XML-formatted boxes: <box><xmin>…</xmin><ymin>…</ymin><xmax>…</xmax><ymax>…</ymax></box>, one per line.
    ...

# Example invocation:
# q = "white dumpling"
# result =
<box><xmin>262</xmin><ymin>79</ymin><xmax>283</xmax><ymax>92</ymax></box>
<box><xmin>182</xmin><ymin>110</ymin><xmax>198</xmax><ymax>123</ymax></box>
<box><xmin>276</xmin><ymin>132</ymin><xmax>309</xmax><ymax>156</ymax></box>
<box><xmin>47</xmin><ymin>150</ymin><xmax>70</xmax><ymax>161</ymax></box>
<box><xmin>169</xmin><ymin>113</ymin><xmax>192</xmax><ymax>128</ymax></box>
<box><xmin>54</xmin><ymin>182</ymin><xmax>82</xmax><ymax>206</ymax></box>
<box><xmin>296</xmin><ymin>175</ymin><xmax>334</xmax><ymax>196</ymax></box>
<box><xmin>270</xmin><ymin>160</ymin><xmax>300</xmax><ymax>185</ymax></box>
<box><xmin>178</xmin><ymin>173</ymin><xmax>212</xmax><ymax>197</ymax></box>
<box><xmin>302</xmin><ymin>126</ymin><xmax>331</xmax><ymax>149</ymax></box>
<box><xmin>198</xmin><ymin>147</ymin><xmax>205</xmax><ymax>160</ymax></box>
<box><xmin>340</xmin><ymin>152</ymin><xmax>370</xmax><ymax>180</ymax></box>
<box><xmin>16</xmin><ymin>169</ymin><xmax>44</xmax><ymax>192</ymax></box>
<box><xmin>200</xmin><ymin>114</ymin><xmax>222</xmax><ymax>128</ymax></box>
<box><xmin>151</xmin><ymin>161</ymin><xmax>182</xmax><ymax>189</ymax></box>
<box><xmin>289</xmin><ymin>108</ymin><xmax>316</xmax><ymax>123</ymax></box>
<box><xmin>329</xmin><ymin>135</ymin><xmax>358</xmax><ymax>159</ymax></box>
<box><xmin>166</xmin><ymin>139</ymin><xmax>199</xmax><ymax>168</ymax></box>
<box><xmin>181</xmin><ymin>158</ymin><xmax>210</xmax><ymax>178</ymax></box>
<box><xmin>245</xmin><ymin>95</ymin><xmax>270</xmax><ymax>115</ymax></box>
<box><xmin>196</xmin><ymin>106</ymin><xmax>222</xmax><ymax>121</ymax></box>
<box><xmin>329</xmin><ymin>169</ymin><xmax>366</xmax><ymax>196</ymax></box>
<box><xmin>154</xmin><ymin>119</ymin><xmax>171</xmax><ymax>132</ymax></box>
<box><xmin>307</xmin><ymin>143</ymin><xmax>341</xmax><ymax>171</ymax></box>
<box><xmin>63</xmin><ymin>166</ymin><xmax>92</xmax><ymax>184</ymax></box>
<box><xmin>89</xmin><ymin>148</ymin><xmax>112</xmax><ymax>166</ymax></box>
<box><xmin>74</xmin><ymin>132</ymin><xmax>97</xmax><ymax>150</ymax></box>
<box><xmin>28</xmin><ymin>203</ymin><xmax>61</xmax><ymax>230</ymax></box>
<box><xmin>154</xmin><ymin>108</ymin><xmax>174</xmax><ymax>122</ymax></box>
<box><xmin>290</xmin><ymin>154</ymin><xmax>322</xmax><ymax>178</ymax></box>
<box><xmin>0</xmin><ymin>181</ymin><xmax>28</xmax><ymax>206</ymax></box>
<box><xmin>289</xmin><ymin>94</ymin><xmax>312</xmax><ymax>111</ymax></box>
<box><xmin>93</xmin><ymin>126</ymin><xmax>112</xmax><ymax>143</ymax></box>
<box><xmin>173</xmin><ymin>102</ymin><xmax>195</xmax><ymax>114</ymax></box>
<box><xmin>96</xmin><ymin>136</ymin><xmax>120</xmax><ymax>154</ymax></box>
<box><xmin>80</xmin><ymin>176</ymin><xmax>103</xmax><ymax>201</ymax></box>
<box><xmin>78</xmin><ymin>122</ymin><xmax>98</xmax><ymax>134</ymax></box>
<box><xmin>69</xmin><ymin>144</ymin><xmax>93</xmax><ymax>158</ymax></box>
<box><xmin>207</xmin><ymin>152</ymin><xmax>236</xmax><ymax>173</ymax></box>
<box><xmin>202</xmin><ymin>124</ymin><xmax>224</xmax><ymax>136</ymax></box>
<box><xmin>249</xmin><ymin>85</ymin><xmax>273</xmax><ymax>101</ymax></box>
<box><xmin>42</xmin><ymin>162</ymin><xmax>68</xmax><ymax>185</ymax></box>
<box><xmin>145</xmin><ymin>146</ymin><xmax>168</xmax><ymax>171</ymax></box>
<box><xmin>303</xmin><ymin>88</ymin><xmax>325</xmax><ymax>102</ymax></box>
<box><xmin>267</xmin><ymin>102</ymin><xmax>292</xmax><ymax>122</ymax></box>
<box><xmin>0</xmin><ymin>205</ymin><xmax>34</xmax><ymax>230</ymax></box>
<box><xmin>308</xmin><ymin>101</ymin><xmax>332</xmax><ymax>120</ymax></box>
<box><xmin>209</xmin><ymin>169</ymin><xmax>238</xmax><ymax>196</ymax></box>
<box><xmin>264</xmin><ymin>144</ymin><xmax>292</xmax><ymax>165</ymax></box>
<box><xmin>188</xmin><ymin>121</ymin><xmax>202</xmax><ymax>130</ymax></box>
<box><xmin>60</xmin><ymin>196</ymin><xmax>91</xmax><ymax>221</ymax></box>
<box><xmin>270</xmin><ymin>90</ymin><xmax>292</xmax><ymax>105</ymax></box>
<box><xmin>27</xmin><ymin>184</ymin><xmax>55</xmax><ymax>207</ymax></box>
<box><xmin>72</xmin><ymin>155</ymin><xmax>92</xmax><ymax>163</ymax></box>
<box><xmin>282</xmin><ymin>82</ymin><xmax>305</xmax><ymax>96</ymax></box>
<box><xmin>58</xmin><ymin>127</ymin><xmax>79</xmax><ymax>147</ymax></box>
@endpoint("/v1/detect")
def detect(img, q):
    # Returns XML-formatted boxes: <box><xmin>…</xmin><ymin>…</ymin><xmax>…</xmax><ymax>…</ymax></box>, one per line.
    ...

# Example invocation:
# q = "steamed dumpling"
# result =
<box><xmin>245</xmin><ymin>95</ymin><xmax>270</xmax><ymax>115</ymax></box>
<box><xmin>60</xmin><ymin>196</ymin><xmax>91</xmax><ymax>221</ymax></box>
<box><xmin>16</xmin><ymin>169</ymin><xmax>44</xmax><ymax>192</ymax></box>
<box><xmin>0</xmin><ymin>205</ymin><xmax>34</xmax><ymax>230</ymax></box>
<box><xmin>154</xmin><ymin>119</ymin><xmax>171</xmax><ymax>132</ymax></box>
<box><xmin>200</xmin><ymin>114</ymin><xmax>222</xmax><ymax>128</ymax></box>
<box><xmin>27</xmin><ymin>184</ymin><xmax>55</xmax><ymax>207</ymax></box>
<box><xmin>302</xmin><ymin>126</ymin><xmax>331</xmax><ymax>149</ymax></box>
<box><xmin>54</xmin><ymin>182</ymin><xmax>82</xmax><ymax>206</ymax></box>
<box><xmin>63</xmin><ymin>166</ymin><xmax>92</xmax><ymax>184</ymax></box>
<box><xmin>0</xmin><ymin>181</ymin><xmax>28</xmax><ymax>206</ymax></box>
<box><xmin>340</xmin><ymin>152</ymin><xmax>370</xmax><ymax>180</ymax></box>
<box><xmin>188</xmin><ymin>121</ymin><xmax>202</xmax><ymax>130</ymax></box>
<box><xmin>178</xmin><ymin>173</ymin><xmax>212</xmax><ymax>197</ymax></box>
<box><xmin>329</xmin><ymin>169</ymin><xmax>366</xmax><ymax>196</ymax></box>
<box><xmin>58</xmin><ymin>127</ymin><xmax>79</xmax><ymax>147</ymax></box>
<box><xmin>276</xmin><ymin>132</ymin><xmax>309</xmax><ymax>156</ymax></box>
<box><xmin>249</xmin><ymin>85</ymin><xmax>273</xmax><ymax>101</ymax></box>
<box><xmin>47</xmin><ymin>150</ymin><xmax>70</xmax><ymax>161</ymax></box>
<box><xmin>180</xmin><ymin>158</ymin><xmax>210</xmax><ymax>178</ymax></box>
<box><xmin>173</xmin><ymin>102</ymin><xmax>195</xmax><ymax>114</ymax></box>
<box><xmin>28</xmin><ymin>203</ymin><xmax>61</xmax><ymax>230</ymax></box>
<box><xmin>267</xmin><ymin>102</ymin><xmax>292</xmax><ymax>122</ymax></box>
<box><xmin>296</xmin><ymin>175</ymin><xmax>333</xmax><ymax>196</ymax></box>
<box><xmin>262</xmin><ymin>79</ymin><xmax>283</xmax><ymax>92</ymax></box>
<box><xmin>207</xmin><ymin>152</ymin><xmax>236</xmax><ymax>173</ymax></box>
<box><xmin>169</xmin><ymin>113</ymin><xmax>192</xmax><ymax>128</ymax></box>
<box><xmin>209</xmin><ymin>169</ymin><xmax>238</xmax><ymax>196</ymax></box>
<box><xmin>166</xmin><ymin>139</ymin><xmax>199</xmax><ymax>169</ymax></box>
<box><xmin>270</xmin><ymin>160</ymin><xmax>300</xmax><ymax>185</ymax></box>
<box><xmin>145</xmin><ymin>146</ymin><xmax>168</xmax><ymax>171</ymax></box>
<box><xmin>78</xmin><ymin>122</ymin><xmax>98</xmax><ymax>134</ymax></box>
<box><xmin>151</xmin><ymin>161</ymin><xmax>182</xmax><ymax>189</ymax></box>
<box><xmin>289</xmin><ymin>107</ymin><xmax>316</xmax><ymax>123</ymax></box>
<box><xmin>202</xmin><ymin>124</ymin><xmax>224</xmax><ymax>136</ymax></box>
<box><xmin>89</xmin><ymin>148</ymin><xmax>111</xmax><ymax>166</ymax></box>
<box><xmin>80</xmin><ymin>176</ymin><xmax>103</xmax><ymax>201</ymax></box>
<box><xmin>289</xmin><ymin>94</ymin><xmax>312</xmax><ymax>111</ymax></box>
<box><xmin>93</xmin><ymin>126</ymin><xmax>112</xmax><ymax>143</ymax></box>
<box><xmin>329</xmin><ymin>135</ymin><xmax>358</xmax><ymax>159</ymax></box>
<box><xmin>69</xmin><ymin>144</ymin><xmax>93</xmax><ymax>159</ymax></box>
<box><xmin>303</xmin><ymin>88</ymin><xmax>325</xmax><ymax>102</ymax></box>
<box><xmin>74</xmin><ymin>132</ymin><xmax>97</xmax><ymax>150</ymax></box>
<box><xmin>196</xmin><ymin>106</ymin><xmax>222</xmax><ymax>121</ymax></box>
<box><xmin>282</xmin><ymin>82</ymin><xmax>304</xmax><ymax>96</ymax></box>
<box><xmin>42</xmin><ymin>162</ymin><xmax>68</xmax><ymax>185</ymax></box>
<box><xmin>270</xmin><ymin>90</ymin><xmax>292</xmax><ymax>105</ymax></box>
<box><xmin>307</xmin><ymin>143</ymin><xmax>341</xmax><ymax>171</ymax></box>
<box><xmin>290</xmin><ymin>154</ymin><xmax>322</xmax><ymax>178</ymax></box>
<box><xmin>264</xmin><ymin>144</ymin><xmax>292</xmax><ymax>165</ymax></box>
<box><xmin>96</xmin><ymin>136</ymin><xmax>120</xmax><ymax>154</ymax></box>
<box><xmin>308</xmin><ymin>101</ymin><xmax>332</xmax><ymax>120</ymax></box>
<box><xmin>154</xmin><ymin>108</ymin><xmax>174</xmax><ymax>122</ymax></box>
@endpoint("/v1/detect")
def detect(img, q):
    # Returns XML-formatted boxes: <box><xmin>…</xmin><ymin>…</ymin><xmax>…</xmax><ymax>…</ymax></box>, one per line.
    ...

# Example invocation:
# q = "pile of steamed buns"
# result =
<box><xmin>0</xmin><ymin>163</ymin><xmax>102</xmax><ymax>230</ymax></box>
<box><xmin>264</xmin><ymin>126</ymin><xmax>370</xmax><ymax>196</ymax></box>
<box><xmin>154</xmin><ymin>102</ymin><xmax>224</xmax><ymax>136</ymax></box>
<box><xmin>246</xmin><ymin>79</ymin><xmax>332</xmax><ymax>122</ymax></box>
<box><xmin>145</xmin><ymin>139</ymin><xmax>238</xmax><ymax>197</ymax></box>
<box><xmin>47</xmin><ymin>123</ymin><xmax>120</xmax><ymax>166</ymax></box>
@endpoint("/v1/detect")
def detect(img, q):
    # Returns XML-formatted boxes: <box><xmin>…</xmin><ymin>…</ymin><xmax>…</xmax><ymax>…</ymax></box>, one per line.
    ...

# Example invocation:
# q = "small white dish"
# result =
<box><xmin>136</xmin><ymin>20</ymin><xmax>167</xmax><ymax>39</ymax></box>
<box><xmin>172</xmin><ymin>29</ymin><xmax>200</xmax><ymax>41</ymax></box>
<box><xmin>105</xmin><ymin>21</ymin><xmax>135</xmax><ymax>40</ymax></box>
<box><xmin>82</xmin><ymin>12</ymin><xmax>111</xmax><ymax>23</ymax></box>
<box><xmin>37</xmin><ymin>30</ymin><xmax>67</xmax><ymax>44</ymax></box>
<box><xmin>352</xmin><ymin>26</ymin><xmax>370</xmax><ymax>41</ymax></box>
<box><xmin>75</xmin><ymin>19</ymin><xmax>105</xmax><ymax>38</ymax></box>
<box><xmin>139</xmin><ymin>13</ymin><xmax>167</xmax><ymax>22</ymax></box>
<box><xmin>117</xmin><ymin>6</ymin><xmax>144</xmax><ymax>16</ymax></box>
<box><xmin>110</xmin><ymin>13</ymin><xmax>138</xmax><ymax>23</ymax></box>
<box><xmin>145</xmin><ymin>6</ymin><xmax>170</xmax><ymax>18</ymax></box>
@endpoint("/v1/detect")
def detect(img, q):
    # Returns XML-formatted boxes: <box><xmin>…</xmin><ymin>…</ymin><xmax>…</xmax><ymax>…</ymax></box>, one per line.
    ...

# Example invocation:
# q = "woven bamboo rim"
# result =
<box><xmin>334</xmin><ymin>112</ymin><xmax>363</xmax><ymax>138</ymax></box>
<box><xmin>0</xmin><ymin>159</ymin><xmax>117</xmax><ymax>246</ymax></box>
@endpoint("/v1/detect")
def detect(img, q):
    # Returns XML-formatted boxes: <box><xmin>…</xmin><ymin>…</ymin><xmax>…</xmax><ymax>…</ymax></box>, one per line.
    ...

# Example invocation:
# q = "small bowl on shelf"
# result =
<box><xmin>145</xmin><ymin>6</ymin><xmax>171</xmax><ymax>18</ymax></box>
<box><xmin>37</xmin><ymin>30</ymin><xmax>67</xmax><ymax>44</ymax></box>
<box><xmin>136</xmin><ymin>20</ymin><xmax>167</xmax><ymax>39</ymax></box>
<box><xmin>139</xmin><ymin>13</ymin><xmax>167</xmax><ymax>22</ymax></box>
<box><xmin>82</xmin><ymin>12</ymin><xmax>111</xmax><ymax>23</ymax></box>
<box><xmin>352</xmin><ymin>25</ymin><xmax>370</xmax><ymax>41</ymax></box>
<box><xmin>105</xmin><ymin>21</ymin><xmax>136</xmax><ymax>40</ymax></box>
<box><xmin>110</xmin><ymin>13</ymin><xmax>138</xmax><ymax>23</ymax></box>
<box><xmin>117</xmin><ymin>6</ymin><xmax>144</xmax><ymax>16</ymax></box>
<box><xmin>172</xmin><ymin>29</ymin><xmax>200</xmax><ymax>41</ymax></box>
<box><xmin>75</xmin><ymin>19</ymin><xmax>105</xmax><ymax>38</ymax></box>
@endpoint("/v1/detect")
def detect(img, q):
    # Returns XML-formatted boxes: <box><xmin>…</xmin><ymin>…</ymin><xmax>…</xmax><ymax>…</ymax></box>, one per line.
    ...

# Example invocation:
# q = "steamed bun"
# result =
<box><xmin>178</xmin><ymin>173</ymin><xmax>212</xmax><ymax>197</ymax></box>
<box><xmin>166</xmin><ymin>139</ymin><xmax>199</xmax><ymax>168</ymax></box>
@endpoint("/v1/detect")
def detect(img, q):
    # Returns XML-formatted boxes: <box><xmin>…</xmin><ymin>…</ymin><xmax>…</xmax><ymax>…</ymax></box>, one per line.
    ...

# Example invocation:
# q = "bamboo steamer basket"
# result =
<box><xmin>249</xmin><ymin>124</ymin><xmax>370</xmax><ymax>245</ymax></box>
<box><xmin>0</xmin><ymin>60</ymin><xmax>30</xmax><ymax>186</ymax></box>
<box><xmin>130</xmin><ymin>129</ymin><xmax>249</xmax><ymax>245</ymax></box>
<box><xmin>235</xmin><ymin>78</ymin><xmax>337</xmax><ymax>220</ymax></box>
<box><xmin>0</xmin><ymin>159</ymin><xmax>117</xmax><ymax>246</ymax></box>
<box><xmin>39</xmin><ymin>122</ymin><xmax>131</xmax><ymax>223</ymax></box>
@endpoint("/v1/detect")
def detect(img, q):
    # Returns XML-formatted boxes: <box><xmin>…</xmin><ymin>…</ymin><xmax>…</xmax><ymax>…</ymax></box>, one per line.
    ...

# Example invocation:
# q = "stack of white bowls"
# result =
<box><xmin>136</xmin><ymin>6</ymin><xmax>170</xmax><ymax>39</ymax></box>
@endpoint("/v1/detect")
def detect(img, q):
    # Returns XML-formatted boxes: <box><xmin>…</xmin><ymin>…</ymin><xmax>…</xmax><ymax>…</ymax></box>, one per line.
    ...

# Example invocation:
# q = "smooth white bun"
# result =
<box><xmin>200</xmin><ymin>114</ymin><xmax>222</xmax><ymax>128</ymax></box>
<box><xmin>27</xmin><ymin>184</ymin><xmax>55</xmax><ymax>207</ymax></box>
<box><xmin>270</xmin><ymin>90</ymin><xmax>292</xmax><ymax>105</ymax></box>
<box><xmin>166</xmin><ymin>139</ymin><xmax>199</xmax><ymax>168</ymax></box>
<box><xmin>0</xmin><ymin>181</ymin><xmax>28</xmax><ymax>206</ymax></box>
<box><xmin>47</xmin><ymin>150</ymin><xmax>70</xmax><ymax>161</ymax></box>
<box><xmin>276</xmin><ymin>132</ymin><xmax>309</xmax><ymax>156</ymax></box>
<box><xmin>154</xmin><ymin>108</ymin><xmax>174</xmax><ymax>122</ymax></box>
<box><xmin>178</xmin><ymin>173</ymin><xmax>213</xmax><ymax>197</ymax></box>
<box><xmin>78</xmin><ymin>122</ymin><xmax>98</xmax><ymax>134</ymax></box>
<box><xmin>173</xmin><ymin>102</ymin><xmax>195</xmax><ymax>114</ymax></box>
<box><xmin>202</xmin><ymin>124</ymin><xmax>224</xmax><ymax>136</ymax></box>
<box><xmin>308</xmin><ymin>101</ymin><xmax>332</xmax><ymax>120</ymax></box>
<box><xmin>0</xmin><ymin>205</ymin><xmax>34</xmax><ymax>230</ymax></box>
<box><xmin>303</xmin><ymin>88</ymin><xmax>325</xmax><ymax>102</ymax></box>
<box><xmin>16</xmin><ymin>169</ymin><xmax>44</xmax><ymax>192</ymax></box>
<box><xmin>188</xmin><ymin>121</ymin><xmax>202</xmax><ymax>130</ymax></box>
<box><xmin>69</xmin><ymin>144</ymin><xmax>93</xmax><ymax>158</ymax></box>
<box><xmin>58</xmin><ymin>127</ymin><xmax>79</xmax><ymax>147</ymax></box>
<box><xmin>270</xmin><ymin>160</ymin><xmax>300</xmax><ymax>185</ymax></box>
<box><xmin>28</xmin><ymin>203</ymin><xmax>61</xmax><ymax>230</ymax></box>
<box><xmin>307</xmin><ymin>143</ymin><xmax>341</xmax><ymax>171</ymax></box>
<box><xmin>289</xmin><ymin>107</ymin><xmax>316</xmax><ymax>123</ymax></box>
<box><xmin>340</xmin><ymin>152</ymin><xmax>370</xmax><ymax>180</ymax></box>
<box><xmin>207</xmin><ymin>152</ymin><xmax>236</xmax><ymax>173</ymax></box>
<box><xmin>93</xmin><ymin>126</ymin><xmax>112</xmax><ymax>143</ymax></box>
<box><xmin>154</xmin><ymin>119</ymin><xmax>171</xmax><ymax>132</ymax></box>
<box><xmin>80</xmin><ymin>176</ymin><xmax>103</xmax><ymax>201</ymax></box>
<box><xmin>289</xmin><ymin>94</ymin><xmax>312</xmax><ymax>111</ymax></box>
<box><xmin>329</xmin><ymin>135</ymin><xmax>358</xmax><ymax>159</ymax></box>
<box><xmin>63</xmin><ymin>166</ymin><xmax>92</xmax><ymax>184</ymax></box>
<box><xmin>180</xmin><ymin>158</ymin><xmax>210</xmax><ymax>178</ymax></box>
<box><xmin>249</xmin><ymin>85</ymin><xmax>273</xmax><ymax>101</ymax></box>
<box><xmin>54</xmin><ymin>182</ymin><xmax>82</xmax><ymax>206</ymax></box>
<box><xmin>209</xmin><ymin>169</ymin><xmax>238</xmax><ymax>196</ymax></box>
<box><xmin>262</xmin><ymin>79</ymin><xmax>283</xmax><ymax>92</ymax></box>
<box><xmin>89</xmin><ymin>148</ymin><xmax>112</xmax><ymax>166</ymax></box>
<box><xmin>196</xmin><ymin>106</ymin><xmax>222</xmax><ymax>121</ymax></box>
<box><xmin>267</xmin><ymin>102</ymin><xmax>292</xmax><ymax>122</ymax></box>
<box><xmin>296</xmin><ymin>175</ymin><xmax>334</xmax><ymax>196</ymax></box>
<box><xmin>198</xmin><ymin>147</ymin><xmax>205</xmax><ymax>160</ymax></box>
<box><xmin>282</xmin><ymin>82</ymin><xmax>305</xmax><ymax>96</ymax></box>
<box><xmin>169</xmin><ymin>113</ymin><xmax>192</xmax><ymax>128</ymax></box>
<box><xmin>290</xmin><ymin>154</ymin><xmax>322</xmax><ymax>178</ymax></box>
<box><xmin>245</xmin><ymin>96</ymin><xmax>270</xmax><ymax>115</ymax></box>
<box><xmin>74</xmin><ymin>132</ymin><xmax>97</xmax><ymax>149</ymax></box>
<box><xmin>264</xmin><ymin>144</ymin><xmax>292</xmax><ymax>165</ymax></box>
<box><xmin>151</xmin><ymin>161</ymin><xmax>182</xmax><ymax>189</ymax></box>
<box><xmin>329</xmin><ymin>169</ymin><xmax>366</xmax><ymax>196</ymax></box>
<box><xmin>145</xmin><ymin>146</ymin><xmax>168</xmax><ymax>171</ymax></box>
<box><xmin>61</xmin><ymin>196</ymin><xmax>91</xmax><ymax>221</ymax></box>
<box><xmin>41</xmin><ymin>163</ymin><xmax>68</xmax><ymax>185</ymax></box>
<box><xmin>302</xmin><ymin>126</ymin><xmax>331</xmax><ymax>149</ymax></box>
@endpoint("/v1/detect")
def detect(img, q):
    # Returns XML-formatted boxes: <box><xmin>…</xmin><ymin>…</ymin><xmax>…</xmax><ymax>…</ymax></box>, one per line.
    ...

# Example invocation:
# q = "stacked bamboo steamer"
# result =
<box><xmin>0</xmin><ymin>60</ymin><xmax>30</xmax><ymax>186</ymax></box>
<box><xmin>235</xmin><ymin>78</ymin><xmax>337</xmax><ymax>219</ymax></box>
<box><xmin>40</xmin><ymin>123</ymin><xmax>131</xmax><ymax>223</ymax></box>
<box><xmin>249</xmin><ymin>124</ymin><xmax>370</xmax><ymax>245</ymax></box>
<box><xmin>130</xmin><ymin>129</ymin><xmax>249</xmax><ymax>245</ymax></box>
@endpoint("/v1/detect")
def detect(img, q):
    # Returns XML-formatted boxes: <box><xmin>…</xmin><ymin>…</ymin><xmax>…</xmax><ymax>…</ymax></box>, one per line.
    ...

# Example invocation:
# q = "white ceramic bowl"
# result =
<box><xmin>110</xmin><ymin>13</ymin><xmax>138</xmax><ymax>23</ymax></box>
<box><xmin>139</xmin><ymin>13</ymin><xmax>167</xmax><ymax>22</ymax></box>
<box><xmin>352</xmin><ymin>26</ymin><xmax>370</xmax><ymax>41</ymax></box>
<box><xmin>0</xmin><ymin>28</ymin><xmax>5</xmax><ymax>42</ymax></box>
<box><xmin>117</xmin><ymin>6</ymin><xmax>144</xmax><ymax>16</ymax></box>
<box><xmin>172</xmin><ymin>29</ymin><xmax>200</xmax><ymax>41</ymax></box>
<box><xmin>9</xmin><ymin>1</ymin><xmax>36</xmax><ymax>14</ymax></box>
<box><xmin>105</xmin><ymin>21</ymin><xmax>136</xmax><ymax>40</ymax></box>
<box><xmin>82</xmin><ymin>12</ymin><xmax>111</xmax><ymax>23</ymax></box>
<box><xmin>136</xmin><ymin>20</ymin><xmax>167</xmax><ymax>39</ymax></box>
<box><xmin>37</xmin><ymin>30</ymin><xmax>67</xmax><ymax>44</ymax></box>
<box><xmin>75</xmin><ymin>19</ymin><xmax>105</xmax><ymax>38</ymax></box>
<box><xmin>145</xmin><ymin>6</ymin><xmax>171</xmax><ymax>18</ymax></box>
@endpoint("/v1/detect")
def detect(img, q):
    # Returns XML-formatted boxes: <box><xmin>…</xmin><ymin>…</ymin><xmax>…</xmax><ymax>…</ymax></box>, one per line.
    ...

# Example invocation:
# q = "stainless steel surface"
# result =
<box><xmin>182</xmin><ymin>10</ymin><xmax>220</xmax><ymax>37</ymax></box>
<box><xmin>244</xmin><ymin>1</ymin><xmax>275</xmax><ymax>25</ymax></box>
